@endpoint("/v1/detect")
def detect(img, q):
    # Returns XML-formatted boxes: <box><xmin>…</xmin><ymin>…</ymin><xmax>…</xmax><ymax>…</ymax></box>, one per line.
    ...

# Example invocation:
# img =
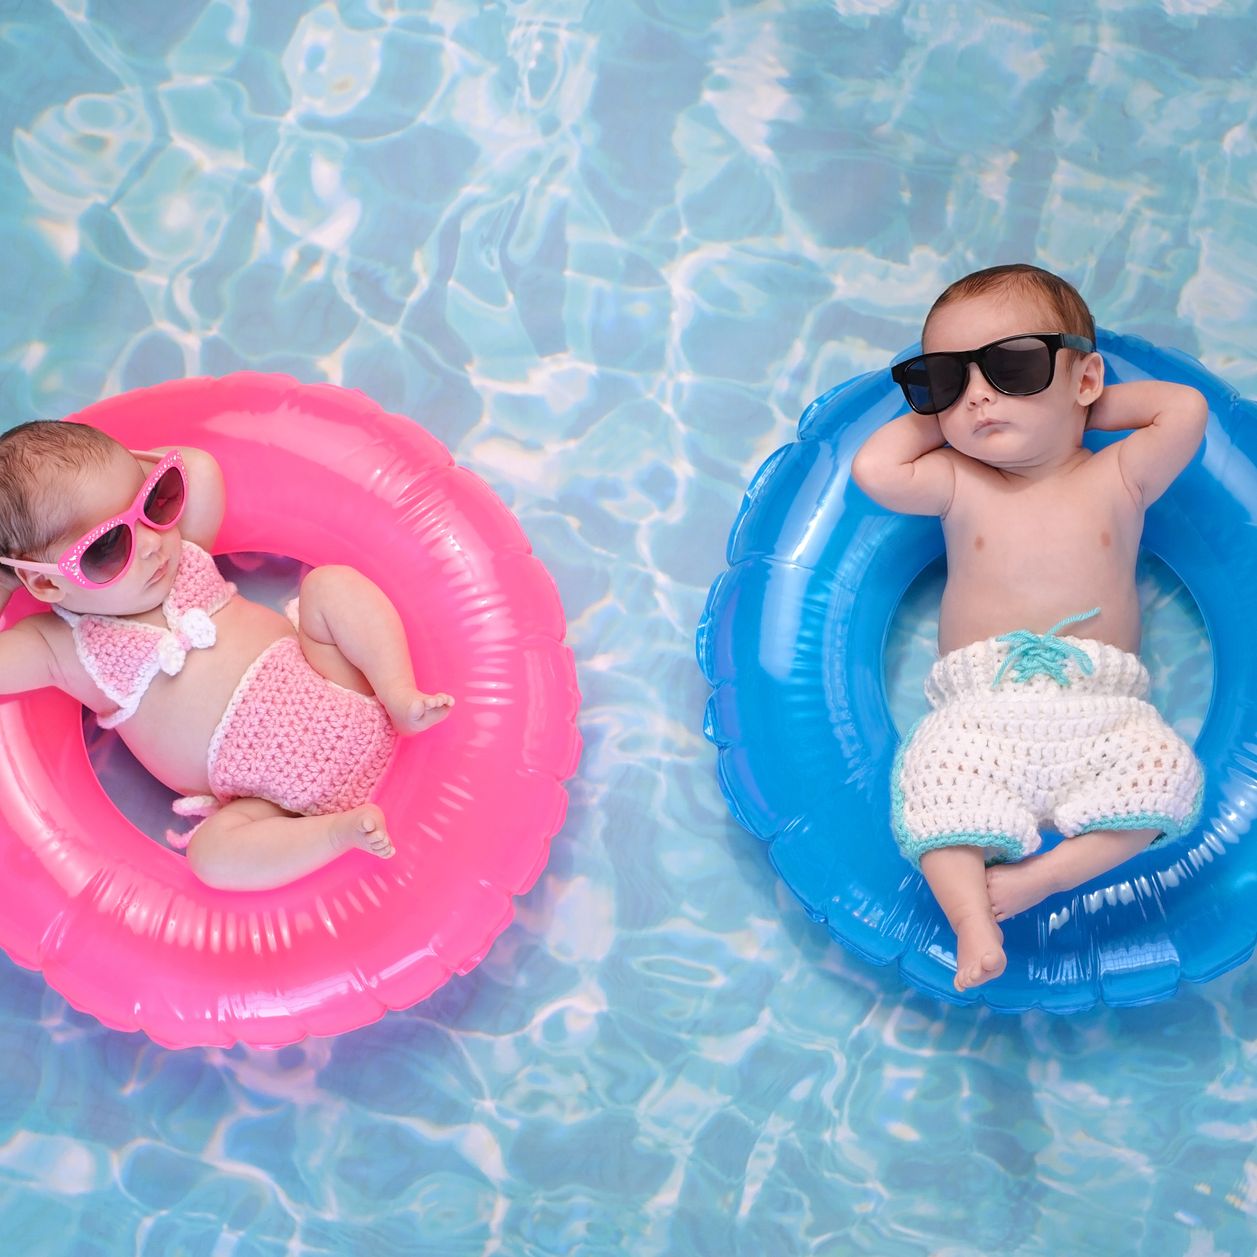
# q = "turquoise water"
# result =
<box><xmin>1</xmin><ymin>1</ymin><xmax>1256</xmax><ymax>1254</ymax></box>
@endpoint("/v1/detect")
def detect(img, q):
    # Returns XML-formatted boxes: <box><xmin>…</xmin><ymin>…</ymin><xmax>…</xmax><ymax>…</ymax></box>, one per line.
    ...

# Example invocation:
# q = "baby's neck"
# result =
<box><xmin>56</xmin><ymin>589</ymin><xmax>172</xmax><ymax>624</ymax></box>
<box><xmin>988</xmin><ymin>445</ymin><xmax>1090</xmax><ymax>485</ymax></box>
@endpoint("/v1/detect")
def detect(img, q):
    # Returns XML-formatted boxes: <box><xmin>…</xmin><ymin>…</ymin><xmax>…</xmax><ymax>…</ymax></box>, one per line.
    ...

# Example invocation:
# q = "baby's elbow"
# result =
<box><xmin>183</xmin><ymin>446</ymin><xmax>226</xmax><ymax>490</ymax></box>
<box><xmin>1179</xmin><ymin>387</ymin><xmax>1209</xmax><ymax>458</ymax></box>
<box><xmin>851</xmin><ymin>447</ymin><xmax>884</xmax><ymax>497</ymax></box>
<box><xmin>851</xmin><ymin>451</ymin><xmax>905</xmax><ymax>513</ymax></box>
<box><xmin>1166</xmin><ymin>384</ymin><xmax>1208</xmax><ymax>431</ymax></box>
<box><xmin>1189</xmin><ymin>387</ymin><xmax>1209</xmax><ymax>434</ymax></box>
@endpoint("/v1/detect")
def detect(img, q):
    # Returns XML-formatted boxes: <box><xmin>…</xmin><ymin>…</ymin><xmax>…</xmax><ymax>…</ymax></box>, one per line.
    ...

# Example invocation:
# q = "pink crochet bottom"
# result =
<box><xmin>167</xmin><ymin>635</ymin><xmax>397</xmax><ymax>847</ymax></box>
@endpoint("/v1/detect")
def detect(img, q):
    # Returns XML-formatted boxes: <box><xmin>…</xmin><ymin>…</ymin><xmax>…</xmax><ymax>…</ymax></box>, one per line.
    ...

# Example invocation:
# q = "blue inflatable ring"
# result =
<box><xmin>697</xmin><ymin>330</ymin><xmax>1256</xmax><ymax>1013</ymax></box>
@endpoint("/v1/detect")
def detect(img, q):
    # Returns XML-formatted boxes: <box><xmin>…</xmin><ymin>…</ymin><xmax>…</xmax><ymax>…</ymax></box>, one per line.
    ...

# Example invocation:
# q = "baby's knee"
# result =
<box><xmin>184</xmin><ymin>827</ymin><xmax>236</xmax><ymax>890</ymax></box>
<box><xmin>299</xmin><ymin>564</ymin><xmax>363</xmax><ymax>605</ymax></box>
<box><xmin>297</xmin><ymin>565</ymin><xmax>376</xmax><ymax>632</ymax></box>
<box><xmin>183</xmin><ymin>800</ymin><xmax>276</xmax><ymax>888</ymax></box>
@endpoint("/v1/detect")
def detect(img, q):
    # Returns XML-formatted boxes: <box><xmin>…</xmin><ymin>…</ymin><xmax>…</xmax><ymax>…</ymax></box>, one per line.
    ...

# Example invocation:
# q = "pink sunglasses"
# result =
<box><xmin>1</xmin><ymin>450</ymin><xmax>187</xmax><ymax>590</ymax></box>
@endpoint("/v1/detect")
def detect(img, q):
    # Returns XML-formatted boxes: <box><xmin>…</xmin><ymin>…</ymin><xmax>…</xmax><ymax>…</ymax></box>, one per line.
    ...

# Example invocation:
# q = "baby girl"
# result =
<box><xmin>852</xmin><ymin>263</ymin><xmax>1207</xmax><ymax>992</ymax></box>
<box><xmin>0</xmin><ymin>420</ymin><xmax>453</xmax><ymax>891</ymax></box>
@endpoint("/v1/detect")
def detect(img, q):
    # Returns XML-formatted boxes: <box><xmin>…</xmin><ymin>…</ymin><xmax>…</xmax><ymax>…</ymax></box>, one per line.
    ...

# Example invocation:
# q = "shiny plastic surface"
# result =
<box><xmin>697</xmin><ymin>331</ymin><xmax>1255</xmax><ymax>1012</ymax></box>
<box><xmin>0</xmin><ymin>374</ymin><xmax>582</xmax><ymax>1047</ymax></box>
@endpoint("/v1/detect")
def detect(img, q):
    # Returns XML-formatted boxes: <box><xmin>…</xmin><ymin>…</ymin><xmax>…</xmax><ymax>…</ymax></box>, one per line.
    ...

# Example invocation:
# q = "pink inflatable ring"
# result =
<box><xmin>0</xmin><ymin>373</ymin><xmax>582</xmax><ymax>1049</ymax></box>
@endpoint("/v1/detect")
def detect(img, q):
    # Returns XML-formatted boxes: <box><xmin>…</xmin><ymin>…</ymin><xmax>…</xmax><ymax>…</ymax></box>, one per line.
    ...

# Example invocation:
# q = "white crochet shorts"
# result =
<box><xmin>892</xmin><ymin>631</ymin><xmax>1203</xmax><ymax>868</ymax></box>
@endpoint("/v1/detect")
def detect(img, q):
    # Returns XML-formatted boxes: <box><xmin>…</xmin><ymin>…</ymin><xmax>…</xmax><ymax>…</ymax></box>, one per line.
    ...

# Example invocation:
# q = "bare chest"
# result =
<box><xmin>944</xmin><ymin>455</ymin><xmax>1142</xmax><ymax>577</ymax></box>
<box><xmin>936</xmin><ymin>452</ymin><xmax>1146</xmax><ymax>653</ymax></box>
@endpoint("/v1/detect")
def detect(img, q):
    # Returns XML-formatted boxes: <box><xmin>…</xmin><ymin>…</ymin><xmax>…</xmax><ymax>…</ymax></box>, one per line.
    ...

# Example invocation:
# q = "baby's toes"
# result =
<box><xmin>405</xmin><ymin>692</ymin><xmax>455</xmax><ymax>733</ymax></box>
<box><xmin>349</xmin><ymin>806</ymin><xmax>393</xmax><ymax>857</ymax></box>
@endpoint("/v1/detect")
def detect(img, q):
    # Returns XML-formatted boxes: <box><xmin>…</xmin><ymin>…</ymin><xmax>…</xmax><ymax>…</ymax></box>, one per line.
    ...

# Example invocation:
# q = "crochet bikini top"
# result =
<box><xmin>54</xmin><ymin>541</ymin><xmax>237</xmax><ymax>728</ymax></box>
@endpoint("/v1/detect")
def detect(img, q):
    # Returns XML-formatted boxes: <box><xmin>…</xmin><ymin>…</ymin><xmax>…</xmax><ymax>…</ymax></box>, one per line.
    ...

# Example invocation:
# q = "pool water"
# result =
<box><xmin>1</xmin><ymin>2</ymin><xmax>1256</xmax><ymax>1254</ymax></box>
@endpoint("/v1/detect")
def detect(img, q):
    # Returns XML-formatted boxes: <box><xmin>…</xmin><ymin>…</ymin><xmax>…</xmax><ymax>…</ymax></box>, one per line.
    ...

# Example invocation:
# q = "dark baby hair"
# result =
<box><xmin>0</xmin><ymin>421</ymin><xmax>120</xmax><ymax>565</ymax></box>
<box><xmin>925</xmin><ymin>263</ymin><xmax>1096</xmax><ymax>346</ymax></box>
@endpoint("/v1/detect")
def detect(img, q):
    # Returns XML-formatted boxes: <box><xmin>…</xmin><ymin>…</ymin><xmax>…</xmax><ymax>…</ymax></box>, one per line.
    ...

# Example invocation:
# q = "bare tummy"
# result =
<box><xmin>938</xmin><ymin>446</ymin><xmax>1145</xmax><ymax>656</ymax></box>
<box><xmin>49</xmin><ymin>595</ymin><xmax>294</xmax><ymax>795</ymax></box>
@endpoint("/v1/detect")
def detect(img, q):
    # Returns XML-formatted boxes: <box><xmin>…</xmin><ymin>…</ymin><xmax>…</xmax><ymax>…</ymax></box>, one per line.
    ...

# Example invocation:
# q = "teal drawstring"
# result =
<box><xmin>992</xmin><ymin>607</ymin><xmax>1100</xmax><ymax>688</ymax></box>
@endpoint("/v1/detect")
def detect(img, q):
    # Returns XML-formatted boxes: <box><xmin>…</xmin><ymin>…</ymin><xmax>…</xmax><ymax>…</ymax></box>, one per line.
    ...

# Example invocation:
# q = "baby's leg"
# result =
<box><xmin>986</xmin><ymin>827</ymin><xmax>1158</xmax><ymax>921</ymax></box>
<box><xmin>919</xmin><ymin>845</ymin><xmax>1006</xmax><ymax>992</ymax></box>
<box><xmin>294</xmin><ymin>565</ymin><xmax>453</xmax><ymax>733</ymax></box>
<box><xmin>185</xmin><ymin>797</ymin><xmax>394</xmax><ymax>891</ymax></box>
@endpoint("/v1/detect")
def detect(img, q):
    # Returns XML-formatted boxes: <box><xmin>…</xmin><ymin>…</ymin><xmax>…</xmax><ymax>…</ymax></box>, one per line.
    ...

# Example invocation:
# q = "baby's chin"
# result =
<box><xmin>63</xmin><ymin>575</ymin><xmax>172</xmax><ymax>618</ymax></box>
<box><xmin>958</xmin><ymin>434</ymin><xmax>1025</xmax><ymax>463</ymax></box>
<box><xmin>135</xmin><ymin>571</ymin><xmax>177</xmax><ymax>612</ymax></box>
<box><xmin>133</xmin><ymin>585</ymin><xmax>171</xmax><ymax>614</ymax></box>
<box><xmin>964</xmin><ymin>433</ymin><xmax>1078</xmax><ymax>469</ymax></box>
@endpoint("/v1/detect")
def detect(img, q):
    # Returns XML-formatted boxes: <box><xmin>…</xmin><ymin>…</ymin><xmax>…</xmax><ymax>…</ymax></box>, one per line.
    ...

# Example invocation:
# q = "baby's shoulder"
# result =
<box><xmin>13</xmin><ymin>606</ymin><xmax>71</xmax><ymax>646</ymax></box>
<box><xmin>0</xmin><ymin>607</ymin><xmax>76</xmax><ymax>695</ymax></box>
<box><xmin>22</xmin><ymin>608</ymin><xmax>82</xmax><ymax>670</ymax></box>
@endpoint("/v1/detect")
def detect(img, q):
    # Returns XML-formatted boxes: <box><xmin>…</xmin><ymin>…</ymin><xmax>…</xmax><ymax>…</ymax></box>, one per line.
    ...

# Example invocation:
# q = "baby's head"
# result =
<box><xmin>908</xmin><ymin>263</ymin><xmax>1103</xmax><ymax>471</ymax></box>
<box><xmin>924</xmin><ymin>264</ymin><xmax>1095</xmax><ymax>350</ymax></box>
<box><xmin>0</xmin><ymin>422</ymin><xmax>183</xmax><ymax>615</ymax></box>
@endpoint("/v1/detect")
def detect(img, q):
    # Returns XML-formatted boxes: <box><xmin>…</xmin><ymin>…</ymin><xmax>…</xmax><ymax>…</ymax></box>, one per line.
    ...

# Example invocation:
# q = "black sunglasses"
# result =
<box><xmin>890</xmin><ymin>332</ymin><xmax>1096</xmax><ymax>416</ymax></box>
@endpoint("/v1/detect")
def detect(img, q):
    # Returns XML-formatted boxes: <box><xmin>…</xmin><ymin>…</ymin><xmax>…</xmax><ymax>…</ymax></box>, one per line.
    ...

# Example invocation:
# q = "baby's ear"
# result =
<box><xmin>12</xmin><ymin>569</ymin><xmax>67</xmax><ymax>605</ymax></box>
<box><xmin>1076</xmin><ymin>350</ymin><xmax>1105</xmax><ymax>407</ymax></box>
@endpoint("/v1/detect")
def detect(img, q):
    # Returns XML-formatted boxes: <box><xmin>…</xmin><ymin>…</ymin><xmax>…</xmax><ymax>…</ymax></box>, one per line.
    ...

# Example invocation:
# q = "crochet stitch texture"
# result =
<box><xmin>54</xmin><ymin>540</ymin><xmax>236</xmax><ymax>727</ymax></box>
<box><xmin>55</xmin><ymin>543</ymin><xmax>396</xmax><ymax>845</ymax></box>
<box><xmin>893</xmin><ymin>628</ymin><xmax>1203</xmax><ymax>868</ymax></box>
<box><xmin>200</xmin><ymin>634</ymin><xmax>396</xmax><ymax>821</ymax></box>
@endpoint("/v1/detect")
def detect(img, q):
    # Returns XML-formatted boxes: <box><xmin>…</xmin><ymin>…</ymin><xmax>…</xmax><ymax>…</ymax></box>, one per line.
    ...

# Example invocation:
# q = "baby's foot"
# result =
<box><xmin>330</xmin><ymin>804</ymin><xmax>394</xmax><ymax>860</ymax></box>
<box><xmin>386</xmin><ymin>689</ymin><xmax>455</xmax><ymax>735</ymax></box>
<box><xmin>953</xmin><ymin>910</ymin><xmax>1006</xmax><ymax>992</ymax></box>
<box><xmin>986</xmin><ymin>857</ymin><xmax>1059</xmax><ymax>922</ymax></box>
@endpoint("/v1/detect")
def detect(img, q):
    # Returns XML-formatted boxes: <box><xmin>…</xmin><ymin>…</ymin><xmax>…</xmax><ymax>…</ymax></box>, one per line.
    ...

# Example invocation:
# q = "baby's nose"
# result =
<box><xmin>135</xmin><ymin>522</ymin><xmax>162</xmax><ymax>556</ymax></box>
<box><xmin>962</xmin><ymin>362</ymin><xmax>993</xmax><ymax>403</ymax></box>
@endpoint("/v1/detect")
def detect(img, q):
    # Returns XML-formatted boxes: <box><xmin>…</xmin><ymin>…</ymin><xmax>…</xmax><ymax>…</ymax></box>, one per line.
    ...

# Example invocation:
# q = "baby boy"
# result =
<box><xmin>852</xmin><ymin>263</ymin><xmax>1206</xmax><ymax>991</ymax></box>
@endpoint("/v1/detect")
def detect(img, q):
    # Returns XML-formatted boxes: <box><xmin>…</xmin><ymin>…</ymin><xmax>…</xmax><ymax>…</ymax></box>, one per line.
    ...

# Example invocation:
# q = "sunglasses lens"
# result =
<box><xmin>902</xmin><ymin>356</ymin><xmax>964</xmax><ymax>414</ymax></box>
<box><xmin>144</xmin><ymin>466</ymin><xmax>186</xmax><ymax>526</ymax></box>
<box><xmin>80</xmin><ymin>524</ymin><xmax>133</xmax><ymax>585</ymax></box>
<box><xmin>983</xmin><ymin>337</ymin><xmax>1052</xmax><ymax>395</ymax></box>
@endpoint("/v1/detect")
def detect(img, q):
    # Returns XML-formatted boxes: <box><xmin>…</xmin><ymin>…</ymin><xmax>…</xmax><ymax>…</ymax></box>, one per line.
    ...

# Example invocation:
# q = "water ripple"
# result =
<box><xmin>0</xmin><ymin>2</ymin><xmax>1254</xmax><ymax>1254</ymax></box>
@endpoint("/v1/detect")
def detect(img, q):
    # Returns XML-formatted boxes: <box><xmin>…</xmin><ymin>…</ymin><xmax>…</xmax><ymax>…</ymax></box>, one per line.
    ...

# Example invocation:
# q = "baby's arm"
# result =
<box><xmin>851</xmin><ymin>411</ymin><xmax>956</xmax><ymax>516</ymax></box>
<box><xmin>141</xmin><ymin>446</ymin><xmax>225</xmax><ymax>549</ymax></box>
<box><xmin>1087</xmin><ymin>380</ymin><xmax>1207</xmax><ymax>507</ymax></box>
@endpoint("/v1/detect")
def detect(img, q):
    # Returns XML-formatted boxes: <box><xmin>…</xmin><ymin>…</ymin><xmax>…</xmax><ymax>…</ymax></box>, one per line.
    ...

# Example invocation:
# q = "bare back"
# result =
<box><xmin>938</xmin><ymin>443</ymin><xmax>1144</xmax><ymax>655</ymax></box>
